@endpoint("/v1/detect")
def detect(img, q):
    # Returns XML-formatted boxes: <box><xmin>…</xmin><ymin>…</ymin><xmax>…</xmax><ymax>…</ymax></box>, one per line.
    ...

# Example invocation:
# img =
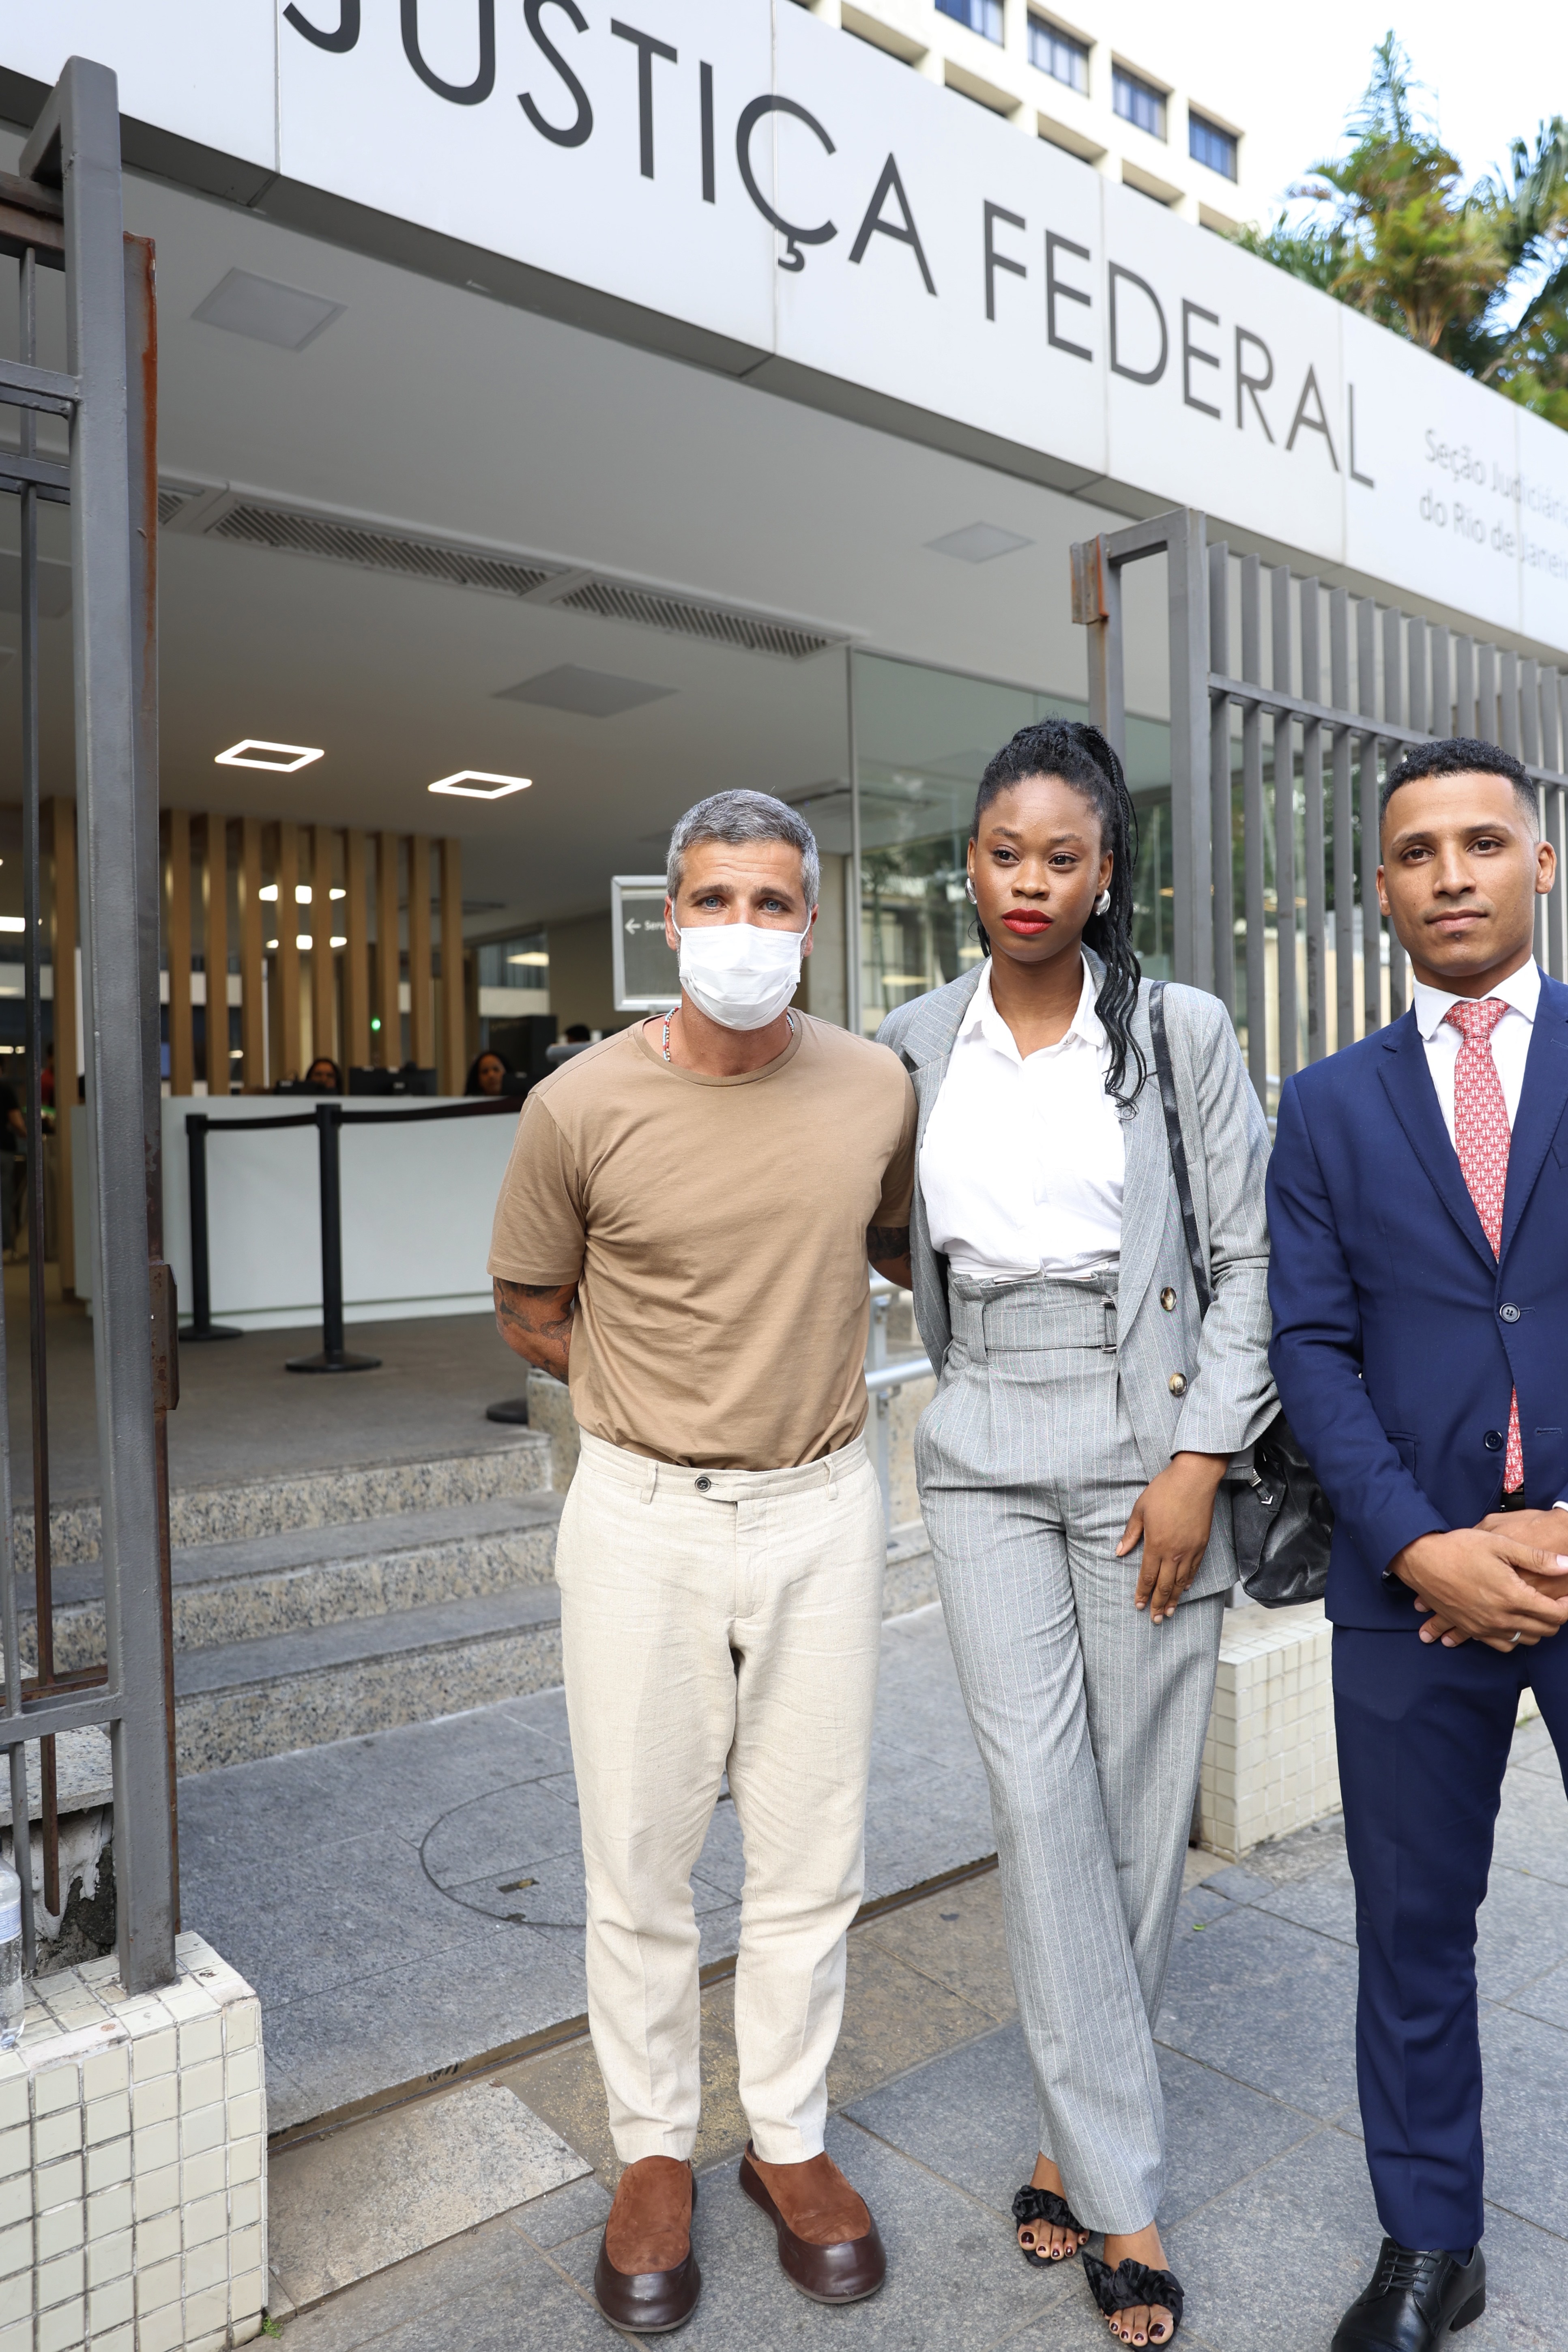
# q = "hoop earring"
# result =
<box><xmin>964</xmin><ymin>876</ymin><xmax>977</xmax><ymax>904</ymax></box>
<box><xmin>1094</xmin><ymin>888</ymin><xmax>1111</xmax><ymax>915</ymax></box>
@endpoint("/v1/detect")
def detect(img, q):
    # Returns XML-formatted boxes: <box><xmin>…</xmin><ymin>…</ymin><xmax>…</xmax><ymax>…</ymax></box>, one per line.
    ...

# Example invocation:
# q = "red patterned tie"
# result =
<box><xmin>1444</xmin><ymin>997</ymin><xmax>1522</xmax><ymax>1490</ymax></box>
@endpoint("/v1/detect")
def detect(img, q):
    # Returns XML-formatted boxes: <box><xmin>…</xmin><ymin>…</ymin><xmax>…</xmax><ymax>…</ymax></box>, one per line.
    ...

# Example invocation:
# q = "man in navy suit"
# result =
<box><xmin>1268</xmin><ymin>737</ymin><xmax>1568</xmax><ymax>2351</ymax></box>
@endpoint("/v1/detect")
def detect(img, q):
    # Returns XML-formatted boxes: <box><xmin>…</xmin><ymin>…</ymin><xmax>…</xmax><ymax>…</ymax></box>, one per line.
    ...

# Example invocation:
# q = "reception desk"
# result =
<box><xmin>71</xmin><ymin>1097</ymin><xmax>521</xmax><ymax>1330</ymax></box>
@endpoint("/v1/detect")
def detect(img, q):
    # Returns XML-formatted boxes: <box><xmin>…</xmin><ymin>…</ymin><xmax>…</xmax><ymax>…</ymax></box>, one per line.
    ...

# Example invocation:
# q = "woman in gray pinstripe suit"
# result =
<box><xmin>878</xmin><ymin>722</ymin><xmax>1274</xmax><ymax>2349</ymax></box>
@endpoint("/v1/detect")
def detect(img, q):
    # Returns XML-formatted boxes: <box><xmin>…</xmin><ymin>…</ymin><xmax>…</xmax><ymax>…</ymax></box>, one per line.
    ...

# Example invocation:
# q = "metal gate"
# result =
<box><xmin>1</xmin><ymin>58</ymin><xmax>176</xmax><ymax>1992</ymax></box>
<box><xmin>1070</xmin><ymin>509</ymin><xmax>1568</xmax><ymax>1111</ymax></box>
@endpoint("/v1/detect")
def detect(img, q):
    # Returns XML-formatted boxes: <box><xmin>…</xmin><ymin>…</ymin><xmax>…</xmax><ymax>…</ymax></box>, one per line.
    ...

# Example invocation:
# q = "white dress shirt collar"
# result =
<box><xmin>962</xmin><ymin>954</ymin><xmax>1106</xmax><ymax>1067</ymax></box>
<box><xmin>1412</xmin><ymin>957</ymin><xmax>1540</xmax><ymax>1042</ymax></box>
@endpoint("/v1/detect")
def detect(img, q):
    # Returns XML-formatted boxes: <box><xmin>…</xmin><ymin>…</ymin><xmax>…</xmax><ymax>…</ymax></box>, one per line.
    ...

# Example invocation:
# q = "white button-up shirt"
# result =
<box><xmin>919</xmin><ymin>956</ymin><xmax>1124</xmax><ymax>1282</ymax></box>
<box><xmin>1411</xmin><ymin>957</ymin><xmax>1540</xmax><ymax>1144</ymax></box>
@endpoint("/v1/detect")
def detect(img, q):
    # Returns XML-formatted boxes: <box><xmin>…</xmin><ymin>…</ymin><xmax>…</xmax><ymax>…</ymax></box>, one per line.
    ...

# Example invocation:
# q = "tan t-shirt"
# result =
<box><xmin>488</xmin><ymin>1016</ymin><xmax>917</xmax><ymax>1469</ymax></box>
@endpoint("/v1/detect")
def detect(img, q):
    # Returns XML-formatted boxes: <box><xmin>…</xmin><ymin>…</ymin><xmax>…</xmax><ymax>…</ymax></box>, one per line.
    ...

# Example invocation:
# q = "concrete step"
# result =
<box><xmin>19</xmin><ymin>1492</ymin><xmax>564</xmax><ymax>1675</ymax></box>
<box><xmin>174</xmin><ymin>1583</ymin><xmax>566</xmax><ymax>1773</ymax></box>
<box><xmin>168</xmin><ymin>1515</ymin><xmax>934</xmax><ymax>1776</ymax></box>
<box><xmin>11</xmin><ymin>1430</ymin><xmax>552</xmax><ymax>1572</ymax></box>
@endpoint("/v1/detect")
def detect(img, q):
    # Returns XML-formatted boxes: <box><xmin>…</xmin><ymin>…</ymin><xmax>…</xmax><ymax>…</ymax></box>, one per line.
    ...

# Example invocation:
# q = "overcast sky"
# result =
<box><xmin>1243</xmin><ymin>0</ymin><xmax>1568</xmax><ymax>207</ymax></box>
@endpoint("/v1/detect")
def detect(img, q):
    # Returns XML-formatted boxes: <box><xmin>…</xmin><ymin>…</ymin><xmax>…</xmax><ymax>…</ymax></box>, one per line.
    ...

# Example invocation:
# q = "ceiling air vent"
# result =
<box><xmin>557</xmin><ymin>578</ymin><xmax>838</xmax><ymax>662</ymax></box>
<box><xmin>161</xmin><ymin>484</ymin><xmax>846</xmax><ymax>657</ymax></box>
<box><xmin>209</xmin><ymin>501</ymin><xmax>561</xmax><ymax>599</ymax></box>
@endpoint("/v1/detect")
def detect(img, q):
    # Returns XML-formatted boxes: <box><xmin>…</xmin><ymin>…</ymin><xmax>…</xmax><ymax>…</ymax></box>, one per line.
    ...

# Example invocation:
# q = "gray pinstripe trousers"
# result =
<box><xmin>916</xmin><ymin>1274</ymin><xmax>1224</xmax><ymax>2233</ymax></box>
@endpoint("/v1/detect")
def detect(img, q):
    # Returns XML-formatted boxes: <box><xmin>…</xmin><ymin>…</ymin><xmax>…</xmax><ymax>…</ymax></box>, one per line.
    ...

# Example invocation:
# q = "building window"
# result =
<box><xmin>1189</xmin><ymin>110</ymin><xmax>1238</xmax><ymax>180</ymax></box>
<box><xmin>1028</xmin><ymin>17</ymin><xmax>1089</xmax><ymax>94</ymax></box>
<box><xmin>936</xmin><ymin>0</ymin><xmax>1004</xmax><ymax>43</ymax></box>
<box><xmin>1112</xmin><ymin>64</ymin><xmax>1166</xmax><ymax>140</ymax></box>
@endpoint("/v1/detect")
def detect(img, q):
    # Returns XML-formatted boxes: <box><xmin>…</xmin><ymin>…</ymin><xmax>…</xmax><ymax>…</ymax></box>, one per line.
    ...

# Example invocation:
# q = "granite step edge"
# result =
<box><xmin>17</xmin><ymin>1491</ymin><xmax>566</xmax><ymax>1611</ymax></box>
<box><xmin>175</xmin><ymin>1621</ymin><xmax>565</xmax><ymax>1775</ymax></box>
<box><xmin>173</xmin><ymin>1581</ymin><xmax>566</xmax><ymax>1701</ymax></box>
<box><xmin>21</xmin><ymin>1523</ymin><xmax>564</xmax><ymax>1678</ymax></box>
<box><xmin>169</xmin><ymin>1532</ymin><xmax>932</xmax><ymax>1705</ymax></box>
<box><xmin>170</xmin><ymin>1549</ymin><xmax>938</xmax><ymax>1776</ymax></box>
<box><xmin>13</xmin><ymin>1433</ymin><xmax>552</xmax><ymax>1570</ymax></box>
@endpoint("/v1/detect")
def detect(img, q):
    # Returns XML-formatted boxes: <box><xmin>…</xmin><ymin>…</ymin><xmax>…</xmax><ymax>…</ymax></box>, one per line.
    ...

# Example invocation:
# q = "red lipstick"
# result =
<box><xmin>1001</xmin><ymin>911</ymin><xmax>1051</xmax><ymax>934</ymax></box>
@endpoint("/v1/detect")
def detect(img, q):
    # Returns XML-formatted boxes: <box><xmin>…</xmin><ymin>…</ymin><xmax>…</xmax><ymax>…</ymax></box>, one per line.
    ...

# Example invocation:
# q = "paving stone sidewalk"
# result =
<box><xmin>180</xmin><ymin>1602</ymin><xmax>994</xmax><ymax>2132</ymax></box>
<box><xmin>247</xmin><ymin>1663</ymin><xmax>1566</xmax><ymax>2348</ymax></box>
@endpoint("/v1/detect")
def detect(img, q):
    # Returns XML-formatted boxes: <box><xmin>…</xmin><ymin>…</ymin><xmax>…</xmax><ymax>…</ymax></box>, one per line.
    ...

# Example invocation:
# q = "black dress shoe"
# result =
<box><xmin>1332</xmin><ymin>2241</ymin><xmax>1485</xmax><ymax>2350</ymax></box>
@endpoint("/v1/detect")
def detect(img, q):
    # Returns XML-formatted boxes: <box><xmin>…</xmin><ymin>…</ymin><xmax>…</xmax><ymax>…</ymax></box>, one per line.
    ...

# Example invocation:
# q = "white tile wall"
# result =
<box><xmin>1197</xmin><ymin>1600</ymin><xmax>1339</xmax><ymax>1862</ymax></box>
<box><xmin>0</xmin><ymin>1934</ymin><xmax>264</xmax><ymax>2352</ymax></box>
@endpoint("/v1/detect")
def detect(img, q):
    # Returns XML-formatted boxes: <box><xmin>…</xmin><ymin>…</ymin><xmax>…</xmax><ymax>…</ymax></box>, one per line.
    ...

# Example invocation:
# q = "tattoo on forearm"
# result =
<box><xmin>866</xmin><ymin>1226</ymin><xmax>911</xmax><ymax>1263</ymax></box>
<box><xmin>493</xmin><ymin>1276</ymin><xmax>576</xmax><ymax>1372</ymax></box>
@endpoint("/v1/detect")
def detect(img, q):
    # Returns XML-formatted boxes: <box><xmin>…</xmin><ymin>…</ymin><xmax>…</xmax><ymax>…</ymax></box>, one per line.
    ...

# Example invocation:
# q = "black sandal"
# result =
<box><xmin>1082</xmin><ymin>2252</ymin><xmax>1184</xmax><ymax>2343</ymax></box>
<box><xmin>1011</xmin><ymin>2184</ymin><xmax>1088</xmax><ymax>2267</ymax></box>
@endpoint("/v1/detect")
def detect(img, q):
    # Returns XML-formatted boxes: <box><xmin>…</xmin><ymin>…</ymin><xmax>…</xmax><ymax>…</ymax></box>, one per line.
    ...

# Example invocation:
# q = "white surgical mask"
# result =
<box><xmin>673</xmin><ymin>916</ymin><xmax>811</xmax><ymax>1031</ymax></box>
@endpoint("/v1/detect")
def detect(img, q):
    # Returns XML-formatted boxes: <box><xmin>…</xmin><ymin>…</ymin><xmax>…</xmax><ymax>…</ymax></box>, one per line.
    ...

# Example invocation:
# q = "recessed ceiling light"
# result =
<box><xmin>427</xmin><ymin>771</ymin><xmax>532</xmax><ymax>800</ymax></box>
<box><xmin>0</xmin><ymin>917</ymin><xmax>24</xmax><ymax>934</ymax></box>
<box><xmin>295</xmin><ymin>934</ymin><xmax>312</xmax><ymax>950</ymax></box>
<box><xmin>329</xmin><ymin>934</ymin><xmax>347</xmax><ymax>948</ymax></box>
<box><xmin>509</xmin><ymin>951</ymin><xmax>550</xmax><ymax>966</ymax></box>
<box><xmin>193</xmin><ymin>268</ymin><xmax>345</xmax><ymax>352</ymax></box>
<box><xmin>925</xmin><ymin>522</ymin><xmax>1034</xmax><ymax>564</ymax></box>
<box><xmin>329</xmin><ymin>887</ymin><xmax>346</xmax><ymax>900</ymax></box>
<box><xmin>216</xmin><ymin>740</ymin><xmax>323</xmax><ymax>772</ymax></box>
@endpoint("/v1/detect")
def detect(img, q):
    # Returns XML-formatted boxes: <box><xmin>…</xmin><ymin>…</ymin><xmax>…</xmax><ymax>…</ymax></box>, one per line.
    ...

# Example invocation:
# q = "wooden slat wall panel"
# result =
<box><xmin>238</xmin><ymin>816</ymin><xmax>265</xmax><ymax>1091</ymax></box>
<box><xmin>310</xmin><ymin>826</ymin><xmax>337</xmax><ymax>1075</ymax></box>
<box><xmin>50</xmin><ymin>800</ymin><xmax>77</xmax><ymax>1293</ymax></box>
<box><xmin>408</xmin><ymin>836</ymin><xmax>433</xmax><ymax>1072</ymax></box>
<box><xmin>165</xmin><ymin>809</ymin><xmax>194</xmax><ymax>1097</ymax></box>
<box><xmin>275</xmin><ymin>823</ymin><xmax>302</xmax><ymax>1085</ymax></box>
<box><xmin>204</xmin><ymin>815</ymin><xmax>229</xmax><ymax>1095</ymax></box>
<box><xmin>344</xmin><ymin>829</ymin><xmax>370</xmax><ymax>1075</ymax></box>
<box><xmin>376</xmin><ymin>832</ymin><xmax>401</xmax><ymax>1066</ymax></box>
<box><xmin>439</xmin><ymin>838</ymin><xmax>464</xmax><ymax>1095</ymax></box>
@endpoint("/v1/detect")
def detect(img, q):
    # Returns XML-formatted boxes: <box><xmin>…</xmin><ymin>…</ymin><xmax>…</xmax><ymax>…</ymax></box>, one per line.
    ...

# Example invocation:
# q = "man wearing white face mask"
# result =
<box><xmin>488</xmin><ymin>790</ymin><xmax>916</xmax><ymax>2333</ymax></box>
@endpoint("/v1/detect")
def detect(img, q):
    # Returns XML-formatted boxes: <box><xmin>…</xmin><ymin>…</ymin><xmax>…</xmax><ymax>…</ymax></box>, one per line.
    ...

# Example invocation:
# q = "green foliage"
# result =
<box><xmin>1233</xmin><ymin>34</ymin><xmax>1568</xmax><ymax>428</ymax></box>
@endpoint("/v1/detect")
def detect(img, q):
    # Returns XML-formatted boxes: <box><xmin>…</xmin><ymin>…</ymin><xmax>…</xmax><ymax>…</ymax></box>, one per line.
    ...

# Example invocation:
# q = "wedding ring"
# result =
<box><xmin>1511</xmin><ymin>1630</ymin><xmax>1523</xmax><ymax>1646</ymax></box>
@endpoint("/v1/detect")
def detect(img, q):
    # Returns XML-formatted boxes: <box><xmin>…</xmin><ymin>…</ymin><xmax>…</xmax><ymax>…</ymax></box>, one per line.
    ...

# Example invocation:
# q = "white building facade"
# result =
<box><xmin>0</xmin><ymin>0</ymin><xmax>1564</xmax><ymax>1076</ymax></box>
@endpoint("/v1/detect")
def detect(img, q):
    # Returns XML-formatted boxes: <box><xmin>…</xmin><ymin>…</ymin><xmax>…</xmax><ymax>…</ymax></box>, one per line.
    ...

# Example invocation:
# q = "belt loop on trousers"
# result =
<box><xmin>640</xmin><ymin>1458</ymin><xmax>658</xmax><ymax>1505</ymax></box>
<box><xmin>825</xmin><ymin>1458</ymin><xmax>838</xmax><ymax>1500</ymax></box>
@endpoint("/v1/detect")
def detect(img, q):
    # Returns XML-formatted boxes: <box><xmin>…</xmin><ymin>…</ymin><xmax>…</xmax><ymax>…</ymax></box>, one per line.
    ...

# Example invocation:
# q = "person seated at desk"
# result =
<box><xmin>466</xmin><ymin>1050</ymin><xmax>521</xmax><ymax>1099</ymax></box>
<box><xmin>305</xmin><ymin>1058</ymin><xmax>342</xmax><ymax>1092</ymax></box>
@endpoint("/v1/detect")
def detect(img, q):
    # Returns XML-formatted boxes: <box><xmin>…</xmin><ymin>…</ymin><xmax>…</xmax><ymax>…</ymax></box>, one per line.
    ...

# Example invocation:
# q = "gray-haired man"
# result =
<box><xmin>489</xmin><ymin>792</ymin><xmax>916</xmax><ymax>2332</ymax></box>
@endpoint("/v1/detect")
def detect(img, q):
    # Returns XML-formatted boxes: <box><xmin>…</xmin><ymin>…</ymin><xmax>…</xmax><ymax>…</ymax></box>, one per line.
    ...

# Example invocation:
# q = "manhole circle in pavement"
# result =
<box><xmin>419</xmin><ymin>1775</ymin><xmax>586</xmax><ymax>1933</ymax></box>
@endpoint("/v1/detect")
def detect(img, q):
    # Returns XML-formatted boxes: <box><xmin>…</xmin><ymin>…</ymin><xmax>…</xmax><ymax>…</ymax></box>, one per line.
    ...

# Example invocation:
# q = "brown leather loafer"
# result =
<box><xmin>592</xmin><ymin>2157</ymin><xmax>700</xmax><ymax>2333</ymax></box>
<box><xmin>739</xmin><ymin>2144</ymin><xmax>886</xmax><ymax>2304</ymax></box>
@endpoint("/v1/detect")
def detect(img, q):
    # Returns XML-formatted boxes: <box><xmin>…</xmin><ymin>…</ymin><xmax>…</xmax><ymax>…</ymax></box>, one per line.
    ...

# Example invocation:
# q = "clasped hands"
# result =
<box><xmin>1392</xmin><ymin>1511</ymin><xmax>1568</xmax><ymax>1652</ymax></box>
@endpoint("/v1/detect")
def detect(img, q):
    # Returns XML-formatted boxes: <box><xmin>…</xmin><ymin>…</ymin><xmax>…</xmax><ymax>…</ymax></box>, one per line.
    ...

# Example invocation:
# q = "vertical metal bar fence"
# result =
<box><xmin>0</xmin><ymin>60</ymin><xmax>177</xmax><ymax>1993</ymax></box>
<box><xmin>1071</xmin><ymin>511</ymin><xmax>1568</xmax><ymax>1114</ymax></box>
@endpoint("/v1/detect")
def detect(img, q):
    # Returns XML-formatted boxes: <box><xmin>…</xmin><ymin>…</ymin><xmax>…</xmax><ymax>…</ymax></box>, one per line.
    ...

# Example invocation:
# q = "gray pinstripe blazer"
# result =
<box><xmin>877</xmin><ymin>961</ymin><xmax>1277</xmax><ymax>1545</ymax></box>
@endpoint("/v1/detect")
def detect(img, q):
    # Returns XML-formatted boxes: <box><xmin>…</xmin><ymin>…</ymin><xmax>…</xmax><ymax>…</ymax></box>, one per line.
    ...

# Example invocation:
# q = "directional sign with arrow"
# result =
<box><xmin>612</xmin><ymin>876</ymin><xmax>680</xmax><ymax>1010</ymax></box>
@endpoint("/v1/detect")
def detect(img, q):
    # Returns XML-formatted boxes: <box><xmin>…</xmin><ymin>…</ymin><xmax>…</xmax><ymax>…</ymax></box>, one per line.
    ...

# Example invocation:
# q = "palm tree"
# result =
<box><xmin>1235</xmin><ymin>35</ymin><xmax>1568</xmax><ymax>427</ymax></box>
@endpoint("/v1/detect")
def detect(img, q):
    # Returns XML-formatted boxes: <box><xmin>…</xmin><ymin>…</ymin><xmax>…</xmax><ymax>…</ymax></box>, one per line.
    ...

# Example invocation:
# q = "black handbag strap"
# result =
<box><xmin>1147</xmin><ymin>983</ymin><xmax>1211</xmax><ymax>1319</ymax></box>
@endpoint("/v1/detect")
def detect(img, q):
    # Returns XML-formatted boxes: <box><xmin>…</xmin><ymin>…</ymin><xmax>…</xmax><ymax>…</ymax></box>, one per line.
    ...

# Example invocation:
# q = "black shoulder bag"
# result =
<box><xmin>1147</xmin><ymin>984</ymin><xmax>1332</xmax><ymax>1609</ymax></box>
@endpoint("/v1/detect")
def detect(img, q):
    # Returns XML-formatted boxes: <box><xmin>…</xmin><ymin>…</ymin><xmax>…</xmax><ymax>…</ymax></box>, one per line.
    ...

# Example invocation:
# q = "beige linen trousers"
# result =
<box><xmin>556</xmin><ymin>1430</ymin><xmax>885</xmax><ymax>2165</ymax></box>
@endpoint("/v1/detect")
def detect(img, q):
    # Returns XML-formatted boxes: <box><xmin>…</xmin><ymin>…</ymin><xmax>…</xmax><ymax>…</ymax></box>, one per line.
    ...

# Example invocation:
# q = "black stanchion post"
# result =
<box><xmin>286</xmin><ymin>1104</ymin><xmax>380</xmax><ymax>1373</ymax></box>
<box><xmin>181</xmin><ymin>1114</ymin><xmax>241</xmax><ymax>1341</ymax></box>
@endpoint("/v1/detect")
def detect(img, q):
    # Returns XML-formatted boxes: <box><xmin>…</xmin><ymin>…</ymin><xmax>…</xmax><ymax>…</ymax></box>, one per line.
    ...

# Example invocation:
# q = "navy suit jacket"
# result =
<box><xmin>1266</xmin><ymin>968</ymin><xmax>1568</xmax><ymax>1629</ymax></box>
